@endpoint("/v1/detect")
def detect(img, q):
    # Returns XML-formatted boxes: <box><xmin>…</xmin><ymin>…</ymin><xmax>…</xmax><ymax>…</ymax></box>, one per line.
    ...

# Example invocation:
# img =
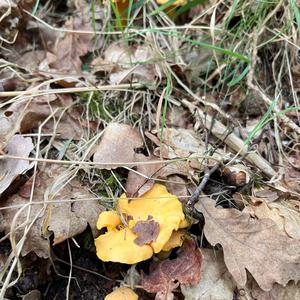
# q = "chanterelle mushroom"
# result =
<box><xmin>118</xmin><ymin>183</ymin><xmax>185</xmax><ymax>253</ymax></box>
<box><xmin>94</xmin><ymin>184</ymin><xmax>187</xmax><ymax>264</ymax></box>
<box><xmin>104</xmin><ymin>287</ymin><xmax>138</xmax><ymax>300</ymax></box>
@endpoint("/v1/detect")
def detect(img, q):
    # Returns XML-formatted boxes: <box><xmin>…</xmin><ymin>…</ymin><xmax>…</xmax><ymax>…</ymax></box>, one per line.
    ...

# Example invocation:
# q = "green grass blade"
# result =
<box><xmin>227</xmin><ymin>65</ymin><xmax>250</xmax><ymax>87</ymax></box>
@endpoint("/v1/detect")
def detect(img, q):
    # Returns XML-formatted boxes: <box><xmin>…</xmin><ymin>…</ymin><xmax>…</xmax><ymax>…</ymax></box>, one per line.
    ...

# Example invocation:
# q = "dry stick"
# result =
<box><xmin>0</xmin><ymin>83</ymin><xmax>144</xmax><ymax>97</ymax></box>
<box><xmin>188</xmin><ymin>162</ymin><xmax>220</xmax><ymax>208</ymax></box>
<box><xmin>182</xmin><ymin>100</ymin><xmax>276</xmax><ymax>178</ymax></box>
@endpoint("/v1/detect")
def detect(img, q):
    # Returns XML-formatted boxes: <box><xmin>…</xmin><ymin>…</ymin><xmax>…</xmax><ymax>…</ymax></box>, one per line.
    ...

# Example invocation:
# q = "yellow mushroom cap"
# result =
<box><xmin>156</xmin><ymin>0</ymin><xmax>186</xmax><ymax>6</ymax></box>
<box><xmin>95</xmin><ymin>228</ymin><xmax>153</xmax><ymax>264</ymax></box>
<box><xmin>162</xmin><ymin>230</ymin><xmax>185</xmax><ymax>252</ymax></box>
<box><xmin>104</xmin><ymin>287</ymin><xmax>138</xmax><ymax>300</ymax></box>
<box><xmin>118</xmin><ymin>184</ymin><xmax>185</xmax><ymax>253</ymax></box>
<box><xmin>97</xmin><ymin>211</ymin><xmax>122</xmax><ymax>231</ymax></box>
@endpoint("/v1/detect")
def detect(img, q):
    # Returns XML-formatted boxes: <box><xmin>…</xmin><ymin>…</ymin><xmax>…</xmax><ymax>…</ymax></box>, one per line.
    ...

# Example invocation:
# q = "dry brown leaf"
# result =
<box><xmin>21</xmin><ymin>290</ymin><xmax>42</xmax><ymax>300</ymax></box>
<box><xmin>132</xmin><ymin>215</ymin><xmax>160</xmax><ymax>246</ymax></box>
<box><xmin>181</xmin><ymin>249</ymin><xmax>235</xmax><ymax>300</ymax></box>
<box><xmin>251</xmin><ymin>281</ymin><xmax>300</xmax><ymax>300</ymax></box>
<box><xmin>146</xmin><ymin>128</ymin><xmax>224</xmax><ymax>169</ymax></box>
<box><xmin>4</xmin><ymin>93</ymin><xmax>85</xmax><ymax>140</ymax></box>
<box><xmin>0</xmin><ymin>166</ymin><xmax>103</xmax><ymax>257</ymax></box>
<box><xmin>142</xmin><ymin>240</ymin><xmax>202</xmax><ymax>299</ymax></box>
<box><xmin>93</xmin><ymin>123</ymin><xmax>144</xmax><ymax>169</ymax></box>
<box><xmin>47</xmin><ymin>11</ymin><xmax>100</xmax><ymax>74</ymax></box>
<box><xmin>0</xmin><ymin>135</ymin><xmax>33</xmax><ymax>194</ymax></box>
<box><xmin>247</xmin><ymin>199</ymin><xmax>300</xmax><ymax>240</ymax></box>
<box><xmin>164</xmin><ymin>175</ymin><xmax>188</xmax><ymax>203</ymax></box>
<box><xmin>196</xmin><ymin>198</ymin><xmax>300</xmax><ymax>291</ymax></box>
<box><xmin>254</xmin><ymin>188</ymin><xmax>279</xmax><ymax>202</ymax></box>
<box><xmin>245</xmin><ymin>200</ymin><xmax>285</xmax><ymax>233</ymax></box>
<box><xmin>125</xmin><ymin>154</ymin><xmax>191</xmax><ymax>197</ymax></box>
<box><xmin>91</xmin><ymin>43</ymin><xmax>160</xmax><ymax>84</ymax></box>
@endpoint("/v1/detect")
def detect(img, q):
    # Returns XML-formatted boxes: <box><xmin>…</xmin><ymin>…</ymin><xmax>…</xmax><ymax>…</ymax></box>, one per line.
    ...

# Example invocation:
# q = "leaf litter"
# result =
<box><xmin>1</xmin><ymin>0</ymin><xmax>300</xmax><ymax>299</ymax></box>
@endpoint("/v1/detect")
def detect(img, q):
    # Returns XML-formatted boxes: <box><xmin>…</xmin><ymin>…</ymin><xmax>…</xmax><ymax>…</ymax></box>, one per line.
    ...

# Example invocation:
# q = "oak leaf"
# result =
<box><xmin>0</xmin><ymin>166</ymin><xmax>103</xmax><ymax>258</ymax></box>
<box><xmin>196</xmin><ymin>198</ymin><xmax>300</xmax><ymax>291</ymax></box>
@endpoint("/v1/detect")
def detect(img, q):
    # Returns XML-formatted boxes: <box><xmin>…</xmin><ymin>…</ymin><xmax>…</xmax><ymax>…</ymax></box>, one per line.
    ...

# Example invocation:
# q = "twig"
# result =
<box><xmin>187</xmin><ymin>162</ymin><xmax>221</xmax><ymax>208</ymax></box>
<box><xmin>182</xmin><ymin>100</ymin><xmax>276</xmax><ymax>178</ymax></box>
<box><xmin>0</xmin><ymin>83</ymin><xmax>144</xmax><ymax>97</ymax></box>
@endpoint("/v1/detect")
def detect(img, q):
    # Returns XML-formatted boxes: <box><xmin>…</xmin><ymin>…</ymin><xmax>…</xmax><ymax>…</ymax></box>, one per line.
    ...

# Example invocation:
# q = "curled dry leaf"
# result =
<box><xmin>0</xmin><ymin>135</ymin><xmax>33</xmax><ymax>194</ymax></box>
<box><xmin>132</xmin><ymin>216</ymin><xmax>160</xmax><ymax>246</ymax></box>
<box><xmin>196</xmin><ymin>198</ymin><xmax>300</xmax><ymax>291</ymax></box>
<box><xmin>93</xmin><ymin>123</ymin><xmax>144</xmax><ymax>169</ymax></box>
<box><xmin>0</xmin><ymin>166</ymin><xmax>103</xmax><ymax>258</ymax></box>
<box><xmin>181</xmin><ymin>249</ymin><xmax>235</xmax><ymax>300</ymax></box>
<box><xmin>142</xmin><ymin>240</ymin><xmax>202</xmax><ymax>300</ymax></box>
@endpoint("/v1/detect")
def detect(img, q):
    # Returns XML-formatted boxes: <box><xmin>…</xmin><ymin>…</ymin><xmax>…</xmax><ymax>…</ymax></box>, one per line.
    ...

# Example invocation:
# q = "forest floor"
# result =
<box><xmin>1</xmin><ymin>0</ymin><xmax>300</xmax><ymax>299</ymax></box>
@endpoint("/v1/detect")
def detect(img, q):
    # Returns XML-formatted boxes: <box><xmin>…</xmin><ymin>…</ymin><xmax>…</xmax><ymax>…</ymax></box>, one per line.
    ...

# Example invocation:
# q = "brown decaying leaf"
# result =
<box><xmin>0</xmin><ymin>166</ymin><xmax>103</xmax><ymax>258</ymax></box>
<box><xmin>93</xmin><ymin>123</ymin><xmax>144</xmax><ymax>169</ymax></box>
<box><xmin>181</xmin><ymin>249</ymin><xmax>235</xmax><ymax>300</ymax></box>
<box><xmin>145</xmin><ymin>128</ymin><xmax>225</xmax><ymax>169</ymax></box>
<box><xmin>91</xmin><ymin>43</ymin><xmax>160</xmax><ymax>84</ymax></box>
<box><xmin>132</xmin><ymin>215</ymin><xmax>160</xmax><ymax>246</ymax></box>
<box><xmin>0</xmin><ymin>135</ymin><xmax>33</xmax><ymax>194</ymax></box>
<box><xmin>196</xmin><ymin>198</ymin><xmax>300</xmax><ymax>291</ymax></box>
<box><xmin>246</xmin><ymin>198</ymin><xmax>300</xmax><ymax>240</ymax></box>
<box><xmin>125</xmin><ymin>153</ymin><xmax>191</xmax><ymax>197</ymax></box>
<box><xmin>47</xmin><ymin>11</ymin><xmax>100</xmax><ymax>74</ymax></box>
<box><xmin>142</xmin><ymin>240</ymin><xmax>202</xmax><ymax>299</ymax></box>
<box><xmin>3</xmin><ymin>93</ymin><xmax>85</xmax><ymax>140</ymax></box>
<box><xmin>250</xmin><ymin>280</ymin><xmax>300</xmax><ymax>300</ymax></box>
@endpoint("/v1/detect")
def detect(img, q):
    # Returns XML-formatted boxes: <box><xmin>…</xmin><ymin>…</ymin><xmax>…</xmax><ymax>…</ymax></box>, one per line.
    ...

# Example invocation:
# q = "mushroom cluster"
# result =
<box><xmin>95</xmin><ymin>184</ymin><xmax>188</xmax><ymax>264</ymax></box>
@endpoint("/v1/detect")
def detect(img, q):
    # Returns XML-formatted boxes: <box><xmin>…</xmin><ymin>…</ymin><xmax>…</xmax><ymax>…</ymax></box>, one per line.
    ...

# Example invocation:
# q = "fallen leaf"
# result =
<box><xmin>196</xmin><ymin>198</ymin><xmax>300</xmax><ymax>291</ymax></box>
<box><xmin>0</xmin><ymin>166</ymin><xmax>103</xmax><ymax>257</ymax></box>
<box><xmin>0</xmin><ymin>135</ymin><xmax>33</xmax><ymax>194</ymax></box>
<box><xmin>125</xmin><ymin>154</ymin><xmax>191</xmax><ymax>197</ymax></box>
<box><xmin>142</xmin><ymin>240</ymin><xmax>202</xmax><ymax>299</ymax></box>
<box><xmin>245</xmin><ymin>200</ymin><xmax>285</xmax><ymax>234</ymax></box>
<box><xmin>4</xmin><ymin>92</ymin><xmax>85</xmax><ymax>140</ymax></box>
<box><xmin>93</xmin><ymin>123</ymin><xmax>144</xmax><ymax>169</ymax></box>
<box><xmin>91</xmin><ymin>43</ymin><xmax>160</xmax><ymax>84</ymax></box>
<box><xmin>254</xmin><ymin>188</ymin><xmax>279</xmax><ymax>202</ymax></box>
<box><xmin>181</xmin><ymin>249</ymin><xmax>235</xmax><ymax>300</ymax></box>
<box><xmin>47</xmin><ymin>10</ymin><xmax>101</xmax><ymax>74</ymax></box>
<box><xmin>247</xmin><ymin>199</ymin><xmax>300</xmax><ymax>240</ymax></box>
<box><xmin>22</xmin><ymin>290</ymin><xmax>41</xmax><ymax>300</ymax></box>
<box><xmin>251</xmin><ymin>280</ymin><xmax>300</xmax><ymax>300</ymax></box>
<box><xmin>164</xmin><ymin>175</ymin><xmax>189</xmax><ymax>203</ymax></box>
<box><xmin>132</xmin><ymin>215</ymin><xmax>160</xmax><ymax>246</ymax></box>
<box><xmin>145</xmin><ymin>128</ymin><xmax>225</xmax><ymax>169</ymax></box>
